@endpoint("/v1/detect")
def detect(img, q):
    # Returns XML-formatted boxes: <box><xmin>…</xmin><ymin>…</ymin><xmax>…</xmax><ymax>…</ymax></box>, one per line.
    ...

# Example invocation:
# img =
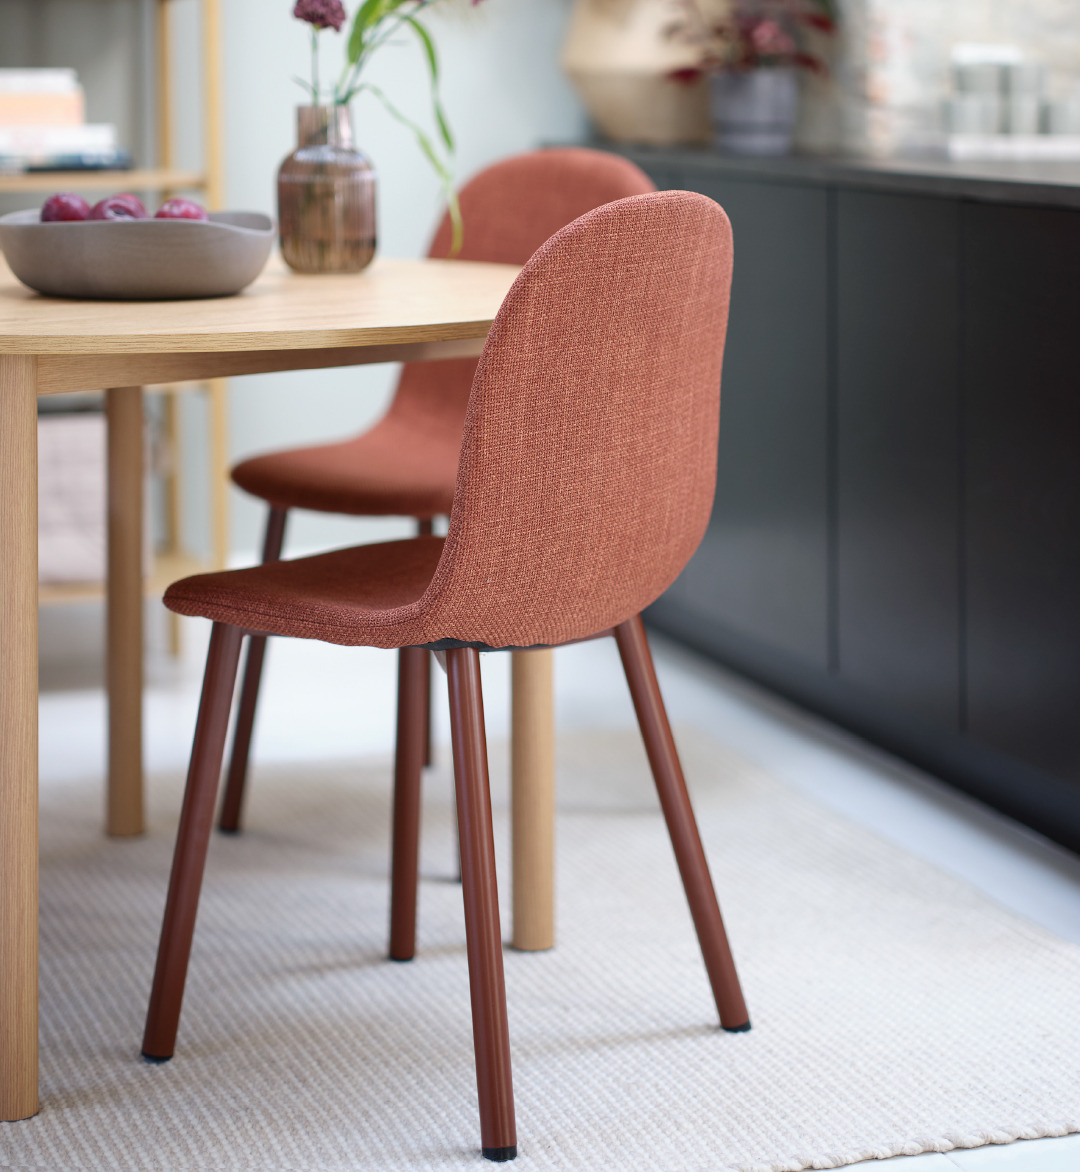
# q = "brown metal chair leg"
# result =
<box><xmin>416</xmin><ymin>517</ymin><xmax>435</xmax><ymax>768</ymax></box>
<box><xmin>446</xmin><ymin>648</ymin><xmax>517</xmax><ymax>1162</ymax></box>
<box><xmin>389</xmin><ymin>646</ymin><xmax>428</xmax><ymax>961</ymax></box>
<box><xmin>614</xmin><ymin>614</ymin><xmax>751</xmax><ymax>1034</ymax></box>
<box><xmin>143</xmin><ymin>622</ymin><xmax>244</xmax><ymax>1061</ymax></box>
<box><xmin>218</xmin><ymin>506</ymin><xmax>288</xmax><ymax>833</ymax></box>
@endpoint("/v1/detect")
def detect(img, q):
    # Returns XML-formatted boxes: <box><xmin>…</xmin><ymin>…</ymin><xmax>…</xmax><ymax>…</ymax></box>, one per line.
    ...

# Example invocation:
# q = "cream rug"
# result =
<box><xmin>4</xmin><ymin>728</ymin><xmax>1080</xmax><ymax>1171</ymax></box>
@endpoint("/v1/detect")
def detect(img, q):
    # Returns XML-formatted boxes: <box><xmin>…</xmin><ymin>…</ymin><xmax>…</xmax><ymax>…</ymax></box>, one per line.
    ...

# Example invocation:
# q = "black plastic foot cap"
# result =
<box><xmin>387</xmin><ymin>954</ymin><xmax>414</xmax><ymax>964</ymax></box>
<box><xmin>722</xmin><ymin>1019</ymin><xmax>752</xmax><ymax>1034</ymax></box>
<box><xmin>141</xmin><ymin>1051</ymin><xmax>172</xmax><ymax>1064</ymax></box>
<box><xmin>217</xmin><ymin>826</ymin><xmax>240</xmax><ymax>836</ymax></box>
<box><xmin>482</xmin><ymin>1145</ymin><xmax>517</xmax><ymax>1162</ymax></box>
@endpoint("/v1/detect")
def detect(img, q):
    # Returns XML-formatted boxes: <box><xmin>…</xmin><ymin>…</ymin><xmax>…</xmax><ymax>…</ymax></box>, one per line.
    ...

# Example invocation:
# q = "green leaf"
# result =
<box><xmin>403</xmin><ymin>14</ymin><xmax>438</xmax><ymax>80</ymax></box>
<box><xmin>445</xmin><ymin>187</ymin><xmax>463</xmax><ymax>256</ymax></box>
<box><xmin>362</xmin><ymin>82</ymin><xmax>462</xmax><ymax>252</ymax></box>
<box><xmin>402</xmin><ymin>15</ymin><xmax>454</xmax><ymax>153</ymax></box>
<box><xmin>434</xmin><ymin>102</ymin><xmax>453</xmax><ymax>155</ymax></box>
<box><xmin>292</xmin><ymin>74</ymin><xmax>318</xmax><ymax>100</ymax></box>
<box><xmin>347</xmin><ymin>0</ymin><xmax>385</xmax><ymax>63</ymax></box>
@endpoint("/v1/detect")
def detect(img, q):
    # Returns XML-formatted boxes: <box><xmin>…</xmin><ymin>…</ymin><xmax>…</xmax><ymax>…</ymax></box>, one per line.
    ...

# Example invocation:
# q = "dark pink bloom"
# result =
<box><xmin>293</xmin><ymin>0</ymin><xmax>346</xmax><ymax>32</ymax></box>
<box><xmin>747</xmin><ymin>18</ymin><xmax>796</xmax><ymax>58</ymax></box>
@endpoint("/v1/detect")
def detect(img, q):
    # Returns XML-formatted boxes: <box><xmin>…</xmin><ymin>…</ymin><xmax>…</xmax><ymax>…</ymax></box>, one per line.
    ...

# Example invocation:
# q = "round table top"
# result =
<box><xmin>0</xmin><ymin>254</ymin><xmax>520</xmax><ymax>355</ymax></box>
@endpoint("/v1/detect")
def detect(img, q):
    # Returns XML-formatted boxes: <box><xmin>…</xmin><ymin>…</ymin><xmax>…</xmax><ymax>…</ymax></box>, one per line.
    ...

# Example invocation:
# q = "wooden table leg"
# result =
<box><xmin>106</xmin><ymin>387</ymin><xmax>144</xmax><ymax>837</ymax></box>
<box><xmin>0</xmin><ymin>355</ymin><xmax>40</xmax><ymax>1120</ymax></box>
<box><xmin>510</xmin><ymin>648</ymin><xmax>555</xmax><ymax>951</ymax></box>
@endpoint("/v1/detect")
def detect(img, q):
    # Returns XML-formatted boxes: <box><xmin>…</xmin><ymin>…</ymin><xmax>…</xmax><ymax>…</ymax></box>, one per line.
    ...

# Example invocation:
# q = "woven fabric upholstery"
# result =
<box><xmin>165</xmin><ymin>191</ymin><xmax>734</xmax><ymax>649</ymax></box>
<box><xmin>165</xmin><ymin>538</ymin><xmax>446</xmax><ymax>641</ymax></box>
<box><xmin>228</xmin><ymin>414</ymin><xmax>462</xmax><ymax>519</ymax></box>
<box><xmin>230</xmin><ymin>148</ymin><xmax>656</xmax><ymax>517</ymax></box>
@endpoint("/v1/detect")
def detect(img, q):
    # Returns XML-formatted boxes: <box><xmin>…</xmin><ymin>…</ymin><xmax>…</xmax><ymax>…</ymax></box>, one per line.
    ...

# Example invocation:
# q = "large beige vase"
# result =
<box><xmin>562</xmin><ymin>0</ymin><xmax>713</xmax><ymax>146</ymax></box>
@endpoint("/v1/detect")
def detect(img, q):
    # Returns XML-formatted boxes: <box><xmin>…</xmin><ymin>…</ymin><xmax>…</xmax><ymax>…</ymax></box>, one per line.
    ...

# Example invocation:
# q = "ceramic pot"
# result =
<box><xmin>277</xmin><ymin>105</ymin><xmax>376</xmax><ymax>274</ymax></box>
<box><xmin>710</xmin><ymin>68</ymin><xmax>799</xmax><ymax>156</ymax></box>
<box><xmin>561</xmin><ymin>0</ymin><xmax>711</xmax><ymax>146</ymax></box>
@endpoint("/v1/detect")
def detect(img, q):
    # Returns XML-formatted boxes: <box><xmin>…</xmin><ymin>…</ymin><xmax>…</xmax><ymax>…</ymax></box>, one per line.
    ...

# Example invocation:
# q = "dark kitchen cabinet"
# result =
<box><xmin>835</xmin><ymin>191</ymin><xmax>961</xmax><ymax>730</ymax></box>
<box><xmin>963</xmin><ymin>202</ymin><xmax>1080</xmax><ymax>781</ymax></box>
<box><xmin>657</xmin><ymin>177</ymin><xmax>831</xmax><ymax>671</ymax></box>
<box><xmin>616</xmin><ymin>146</ymin><xmax>1080</xmax><ymax>851</ymax></box>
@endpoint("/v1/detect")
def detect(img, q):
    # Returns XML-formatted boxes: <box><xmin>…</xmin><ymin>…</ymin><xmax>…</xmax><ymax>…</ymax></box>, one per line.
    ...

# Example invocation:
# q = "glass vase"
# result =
<box><xmin>277</xmin><ymin>105</ymin><xmax>376</xmax><ymax>274</ymax></box>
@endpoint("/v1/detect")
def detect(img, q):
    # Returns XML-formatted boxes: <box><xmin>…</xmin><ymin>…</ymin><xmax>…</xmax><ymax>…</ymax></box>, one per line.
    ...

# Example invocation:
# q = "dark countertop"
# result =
<box><xmin>611</xmin><ymin>144</ymin><xmax>1080</xmax><ymax>210</ymax></box>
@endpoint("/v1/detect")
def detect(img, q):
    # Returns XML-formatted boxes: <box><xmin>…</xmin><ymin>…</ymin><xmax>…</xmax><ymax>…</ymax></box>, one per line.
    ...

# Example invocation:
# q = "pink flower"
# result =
<box><xmin>668</xmin><ymin>67</ymin><xmax>704</xmax><ymax>85</ymax></box>
<box><xmin>747</xmin><ymin>18</ymin><xmax>796</xmax><ymax>58</ymax></box>
<box><xmin>293</xmin><ymin>0</ymin><xmax>346</xmax><ymax>32</ymax></box>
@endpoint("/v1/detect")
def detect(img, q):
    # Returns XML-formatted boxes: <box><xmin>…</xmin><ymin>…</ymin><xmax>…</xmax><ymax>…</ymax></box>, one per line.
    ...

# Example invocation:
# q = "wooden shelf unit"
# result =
<box><xmin>39</xmin><ymin>552</ymin><xmax>211</xmax><ymax>607</ymax></box>
<box><xmin>0</xmin><ymin>169</ymin><xmax>205</xmax><ymax>195</ymax></box>
<box><xmin>24</xmin><ymin>0</ymin><xmax>229</xmax><ymax>633</ymax></box>
<box><xmin>37</xmin><ymin>378</ymin><xmax>229</xmax><ymax>610</ymax></box>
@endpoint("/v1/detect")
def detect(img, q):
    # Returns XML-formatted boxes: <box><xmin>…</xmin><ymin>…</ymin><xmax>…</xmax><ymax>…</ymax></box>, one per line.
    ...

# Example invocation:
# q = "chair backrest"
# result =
<box><xmin>381</xmin><ymin>149</ymin><xmax>656</xmax><ymax>442</ymax></box>
<box><xmin>415</xmin><ymin>190</ymin><xmax>734</xmax><ymax>647</ymax></box>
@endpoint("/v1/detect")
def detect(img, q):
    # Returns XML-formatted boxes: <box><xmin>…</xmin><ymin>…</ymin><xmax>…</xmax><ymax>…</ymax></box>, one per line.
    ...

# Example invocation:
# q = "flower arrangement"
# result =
<box><xmin>293</xmin><ymin>0</ymin><xmax>483</xmax><ymax>250</ymax></box>
<box><xmin>665</xmin><ymin>0</ymin><xmax>836</xmax><ymax>79</ymax></box>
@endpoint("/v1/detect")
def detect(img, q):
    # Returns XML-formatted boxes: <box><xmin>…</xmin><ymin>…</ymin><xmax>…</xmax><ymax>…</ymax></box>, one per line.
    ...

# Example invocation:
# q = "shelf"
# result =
<box><xmin>0</xmin><ymin>168</ymin><xmax>205</xmax><ymax>195</ymax></box>
<box><xmin>38</xmin><ymin>551</ymin><xmax>211</xmax><ymax>607</ymax></box>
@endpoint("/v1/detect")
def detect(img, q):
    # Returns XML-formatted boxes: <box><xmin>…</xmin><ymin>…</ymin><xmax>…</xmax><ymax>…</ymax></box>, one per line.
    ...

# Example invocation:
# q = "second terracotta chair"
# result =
<box><xmin>220</xmin><ymin>147</ymin><xmax>656</xmax><ymax>832</ymax></box>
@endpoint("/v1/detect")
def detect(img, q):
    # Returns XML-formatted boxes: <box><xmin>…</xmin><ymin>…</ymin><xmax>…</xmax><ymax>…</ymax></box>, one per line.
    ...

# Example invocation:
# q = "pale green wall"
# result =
<box><xmin>216</xmin><ymin>0</ymin><xmax>586</xmax><ymax>559</ymax></box>
<box><xmin>1</xmin><ymin>0</ymin><xmax>586</xmax><ymax>560</ymax></box>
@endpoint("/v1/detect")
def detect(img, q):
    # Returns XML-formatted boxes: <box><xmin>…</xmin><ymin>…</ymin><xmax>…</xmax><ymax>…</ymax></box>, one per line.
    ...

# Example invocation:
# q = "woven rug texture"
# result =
<box><xmin>3</xmin><ymin>727</ymin><xmax>1080</xmax><ymax>1171</ymax></box>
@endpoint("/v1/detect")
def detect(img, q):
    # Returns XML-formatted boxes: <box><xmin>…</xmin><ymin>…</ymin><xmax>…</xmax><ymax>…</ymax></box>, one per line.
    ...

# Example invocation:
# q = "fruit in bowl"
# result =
<box><xmin>155</xmin><ymin>197</ymin><xmax>209</xmax><ymax>221</ymax></box>
<box><xmin>89</xmin><ymin>194</ymin><xmax>149</xmax><ymax>221</ymax></box>
<box><xmin>38</xmin><ymin>192</ymin><xmax>209</xmax><ymax>223</ymax></box>
<box><xmin>40</xmin><ymin>193</ymin><xmax>92</xmax><ymax>222</ymax></box>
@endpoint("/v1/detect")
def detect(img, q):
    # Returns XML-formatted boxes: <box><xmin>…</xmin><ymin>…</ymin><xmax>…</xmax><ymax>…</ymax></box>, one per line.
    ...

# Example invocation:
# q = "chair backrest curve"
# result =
<box><xmin>380</xmin><ymin>149</ymin><xmax>656</xmax><ymax>442</ymax></box>
<box><xmin>416</xmin><ymin>189</ymin><xmax>734</xmax><ymax>647</ymax></box>
<box><xmin>428</xmin><ymin>147</ymin><xmax>659</xmax><ymax>264</ymax></box>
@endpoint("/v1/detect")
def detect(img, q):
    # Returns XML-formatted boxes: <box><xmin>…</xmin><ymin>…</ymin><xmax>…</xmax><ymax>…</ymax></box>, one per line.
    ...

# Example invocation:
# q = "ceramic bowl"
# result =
<box><xmin>0</xmin><ymin>210</ymin><xmax>275</xmax><ymax>300</ymax></box>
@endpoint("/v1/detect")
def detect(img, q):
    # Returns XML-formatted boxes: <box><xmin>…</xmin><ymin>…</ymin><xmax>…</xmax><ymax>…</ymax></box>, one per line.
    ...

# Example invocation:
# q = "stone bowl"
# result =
<box><xmin>0</xmin><ymin>210</ymin><xmax>275</xmax><ymax>300</ymax></box>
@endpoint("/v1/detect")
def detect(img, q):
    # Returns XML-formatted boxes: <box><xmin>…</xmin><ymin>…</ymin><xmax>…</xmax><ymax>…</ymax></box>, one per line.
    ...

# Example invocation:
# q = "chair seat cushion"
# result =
<box><xmin>164</xmin><ymin>537</ymin><xmax>446</xmax><ymax>647</ymax></box>
<box><xmin>231</xmin><ymin>417</ymin><xmax>459</xmax><ymax>518</ymax></box>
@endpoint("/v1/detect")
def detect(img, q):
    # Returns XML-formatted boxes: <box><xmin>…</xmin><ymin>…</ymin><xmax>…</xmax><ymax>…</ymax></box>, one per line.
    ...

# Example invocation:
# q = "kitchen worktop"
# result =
<box><xmin>614</xmin><ymin>145</ymin><xmax>1080</xmax><ymax>210</ymax></box>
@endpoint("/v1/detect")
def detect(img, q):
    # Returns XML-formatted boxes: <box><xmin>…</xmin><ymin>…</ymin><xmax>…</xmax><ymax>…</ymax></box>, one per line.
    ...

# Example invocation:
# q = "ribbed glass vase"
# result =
<box><xmin>277</xmin><ymin>105</ymin><xmax>376</xmax><ymax>274</ymax></box>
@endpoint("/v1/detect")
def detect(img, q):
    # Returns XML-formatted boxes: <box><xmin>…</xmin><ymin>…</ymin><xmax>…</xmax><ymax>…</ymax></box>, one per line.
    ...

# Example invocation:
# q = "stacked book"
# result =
<box><xmin>0</xmin><ymin>69</ymin><xmax>131</xmax><ymax>173</ymax></box>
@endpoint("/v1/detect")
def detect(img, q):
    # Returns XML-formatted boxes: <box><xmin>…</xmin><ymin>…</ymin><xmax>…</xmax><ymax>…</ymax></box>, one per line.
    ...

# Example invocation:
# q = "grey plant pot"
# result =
<box><xmin>709</xmin><ymin>68</ymin><xmax>799</xmax><ymax>156</ymax></box>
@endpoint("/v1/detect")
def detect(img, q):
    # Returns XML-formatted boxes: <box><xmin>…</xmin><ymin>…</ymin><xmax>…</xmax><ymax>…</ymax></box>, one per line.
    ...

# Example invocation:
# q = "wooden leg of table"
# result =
<box><xmin>207</xmin><ymin>379</ymin><xmax>229</xmax><ymax>572</ymax></box>
<box><xmin>162</xmin><ymin>391</ymin><xmax>183</xmax><ymax>659</ymax></box>
<box><xmin>106</xmin><ymin>387</ymin><xmax>145</xmax><ymax>838</ymax></box>
<box><xmin>510</xmin><ymin>648</ymin><xmax>555</xmax><ymax>952</ymax></box>
<box><xmin>0</xmin><ymin>355</ymin><xmax>40</xmax><ymax>1120</ymax></box>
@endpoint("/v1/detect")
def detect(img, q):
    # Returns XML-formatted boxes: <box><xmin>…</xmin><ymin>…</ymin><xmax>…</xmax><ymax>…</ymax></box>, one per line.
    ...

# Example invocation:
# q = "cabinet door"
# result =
<box><xmin>963</xmin><ymin>202</ymin><xmax>1080</xmax><ymax>782</ymax></box>
<box><xmin>654</xmin><ymin>176</ymin><xmax>831</xmax><ymax>670</ymax></box>
<box><xmin>836</xmin><ymin>191</ymin><xmax>961</xmax><ymax>728</ymax></box>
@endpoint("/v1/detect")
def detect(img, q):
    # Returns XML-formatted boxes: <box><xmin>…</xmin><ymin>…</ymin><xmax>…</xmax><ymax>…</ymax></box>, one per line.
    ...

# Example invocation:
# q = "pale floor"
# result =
<box><xmin>37</xmin><ymin>601</ymin><xmax>1080</xmax><ymax>1172</ymax></box>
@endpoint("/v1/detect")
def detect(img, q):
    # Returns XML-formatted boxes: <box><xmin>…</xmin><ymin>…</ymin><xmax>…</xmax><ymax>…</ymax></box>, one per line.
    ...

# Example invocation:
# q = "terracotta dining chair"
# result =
<box><xmin>142</xmin><ymin>189</ymin><xmax>750</xmax><ymax>1162</ymax></box>
<box><xmin>220</xmin><ymin>146</ymin><xmax>656</xmax><ymax>833</ymax></box>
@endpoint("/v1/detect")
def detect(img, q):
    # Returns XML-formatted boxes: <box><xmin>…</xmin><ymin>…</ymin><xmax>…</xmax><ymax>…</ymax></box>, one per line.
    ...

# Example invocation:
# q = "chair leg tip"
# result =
<box><xmin>722</xmin><ymin>1019</ymin><xmax>751</xmax><ymax>1034</ymax></box>
<box><xmin>388</xmin><ymin>953</ymin><xmax>414</xmax><ymax>963</ymax></box>
<box><xmin>141</xmin><ymin>1050</ymin><xmax>173</xmax><ymax>1064</ymax></box>
<box><xmin>482</xmin><ymin>1146</ymin><xmax>517</xmax><ymax>1162</ymax></box>
<box><xmin>217</xmin><ymin>826</ymin><xmax>241</xmax><ymax>836</ymax></box>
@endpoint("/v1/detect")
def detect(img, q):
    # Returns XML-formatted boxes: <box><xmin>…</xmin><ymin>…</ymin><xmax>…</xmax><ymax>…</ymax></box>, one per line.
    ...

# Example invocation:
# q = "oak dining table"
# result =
<box><xmin>0</xmin><ymin>253</ymin><xmax>556</xmax><ymax>1122</ymax></box>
